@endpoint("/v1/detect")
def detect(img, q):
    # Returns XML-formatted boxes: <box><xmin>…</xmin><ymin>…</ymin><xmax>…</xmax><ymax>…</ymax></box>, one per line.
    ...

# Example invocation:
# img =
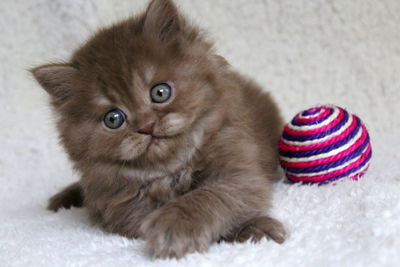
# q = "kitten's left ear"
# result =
<box><xmin>143</xmin><ymin>0</ymin><xmax>184</xmax><ymax>41</ymax></box>
<box><xmin>30</xmin><ymin>64</ymin><xmax>78</xmax><ymax>104</ymax></box>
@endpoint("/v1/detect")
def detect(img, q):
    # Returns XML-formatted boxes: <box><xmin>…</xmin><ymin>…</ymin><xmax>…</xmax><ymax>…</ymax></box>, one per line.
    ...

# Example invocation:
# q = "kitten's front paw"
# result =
<box><xmin>223</xmin><ymin>216</ymin><xmax>287</xmax><ymax>244</ymax></box>
<box><xmin>47</xmin><ymin>182</ymin><xmax>84</xmax><ymax>212</ymax></box>
<box><xmin>140</xmin><ymin>204</ymin><xmax>211</xmax><ymax>259</ymax></box>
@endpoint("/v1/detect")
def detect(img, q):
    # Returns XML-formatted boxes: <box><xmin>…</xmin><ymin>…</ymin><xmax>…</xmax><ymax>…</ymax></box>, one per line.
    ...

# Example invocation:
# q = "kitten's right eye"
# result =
<box><xmin>103</xmin><ymin>109</ymin><xmax>126</xmax><ymax>129</ymax></box>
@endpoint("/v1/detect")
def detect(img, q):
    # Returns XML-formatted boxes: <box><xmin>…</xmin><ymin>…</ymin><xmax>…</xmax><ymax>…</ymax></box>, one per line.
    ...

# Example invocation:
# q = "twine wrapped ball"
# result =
<box><xmin>278</xmin><ymin>105</ymin><xmax>372</xmax><ymax>185</ymax></box>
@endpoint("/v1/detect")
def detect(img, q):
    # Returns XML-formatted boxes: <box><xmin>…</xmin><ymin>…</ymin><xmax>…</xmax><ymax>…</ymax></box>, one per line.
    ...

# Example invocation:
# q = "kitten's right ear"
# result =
<box><xmin>30</xmin><ymin>64</ymin><xmax>78</xmax><ymax>104</ymax></box>
<box><xmin>143</xmin><ymin>0</ymin><xmax>183</xmax><ymax>41</ymax></box>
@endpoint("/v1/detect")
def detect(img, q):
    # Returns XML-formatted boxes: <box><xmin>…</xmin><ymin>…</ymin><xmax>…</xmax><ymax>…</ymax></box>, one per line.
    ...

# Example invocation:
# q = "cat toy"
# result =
<box><xmin>278</xmin><ymin>105</ymin><xmax>372</xmax><ymax>185</ymax></box>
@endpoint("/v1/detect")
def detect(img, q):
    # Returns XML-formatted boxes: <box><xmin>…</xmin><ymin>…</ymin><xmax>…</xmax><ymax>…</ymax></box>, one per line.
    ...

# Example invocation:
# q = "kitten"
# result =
<box><xmin>32</xmin><ymin>0</ymin><xmax>286</xmax><ymax>259</ymax></box>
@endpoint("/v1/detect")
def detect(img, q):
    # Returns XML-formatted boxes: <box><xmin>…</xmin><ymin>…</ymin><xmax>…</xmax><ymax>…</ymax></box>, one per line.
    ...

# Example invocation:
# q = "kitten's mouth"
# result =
<box><xmin>142</xmin><ymin>134</ymin><xmax>179</xmax><ymax>152</ymax></box>
<box><xmin>150</xmin><ymin>136</ymin><xmax>162</xmax><ymax>145</ymax></box>
<box><xmin>148</xmin><ymin>135</ymin><xmax>170</xmax><ymax>146</ymax></box>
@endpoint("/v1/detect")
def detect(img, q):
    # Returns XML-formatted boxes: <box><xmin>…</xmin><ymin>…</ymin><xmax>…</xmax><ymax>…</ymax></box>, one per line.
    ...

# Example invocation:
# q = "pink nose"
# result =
<box><xmin>137</xmin><ymin>120</ymin><xmax>155</xmax><ymax>135</ymax></box>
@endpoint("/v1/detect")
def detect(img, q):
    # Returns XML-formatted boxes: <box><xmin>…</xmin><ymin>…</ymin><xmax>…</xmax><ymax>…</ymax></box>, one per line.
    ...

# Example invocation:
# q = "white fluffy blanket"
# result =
<box><xmin>1</xmin><ymin>0</ymin><xmax>399</xmax><ymax>266</ymax></box>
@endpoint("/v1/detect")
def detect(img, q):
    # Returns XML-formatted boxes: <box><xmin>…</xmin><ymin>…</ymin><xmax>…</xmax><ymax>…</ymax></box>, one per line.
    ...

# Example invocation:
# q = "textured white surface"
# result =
<box><xmin>1</xmin><ymin>0</ymin><xmax>400</xmax><ymax>266</ymax></box>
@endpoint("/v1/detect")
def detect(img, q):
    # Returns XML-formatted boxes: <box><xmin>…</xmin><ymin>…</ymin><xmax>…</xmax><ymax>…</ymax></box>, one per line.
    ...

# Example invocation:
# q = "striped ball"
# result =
<box><xmin>278</xmin><ymin>105</ymin><xmax>372</xmax><ymax>185</ymax></box>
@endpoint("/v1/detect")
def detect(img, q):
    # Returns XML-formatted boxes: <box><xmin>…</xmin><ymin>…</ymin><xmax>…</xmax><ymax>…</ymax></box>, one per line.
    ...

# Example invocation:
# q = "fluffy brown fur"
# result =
<box><xmin>32</xmin><ymin>0</ymin><xmax>286</xmax><ymax>259</ymax></box>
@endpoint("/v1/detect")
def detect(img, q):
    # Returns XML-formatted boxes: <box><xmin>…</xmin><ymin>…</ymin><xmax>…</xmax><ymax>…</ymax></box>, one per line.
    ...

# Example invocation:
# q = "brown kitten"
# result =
<box><xmin>32</xmin><ymin>0</ymin><xmax>286</xmax><ymax>259</ymax></box>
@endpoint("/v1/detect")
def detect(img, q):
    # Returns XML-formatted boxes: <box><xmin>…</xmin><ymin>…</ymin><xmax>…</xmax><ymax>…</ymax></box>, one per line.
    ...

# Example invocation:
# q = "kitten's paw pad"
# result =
<box><xmin>140</xmin><ymin>204</ymin><xmax>211</xmax><ymax>259</ymax></box>
<box><xmin>230</xmin><ymin>216</ymin><xmax>287</xmax><ymax>244</ymax></box>
<box><xmin>47</xmin><ymin>183</ymin><xmax>83</xmax><ymax>212</ymax></box>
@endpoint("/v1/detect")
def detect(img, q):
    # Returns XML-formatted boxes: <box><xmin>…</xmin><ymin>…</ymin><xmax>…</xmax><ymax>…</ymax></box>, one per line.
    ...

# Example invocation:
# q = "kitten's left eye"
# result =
<box><xmin>103</xmin><ymin>109</ymin><xmax>126</xmax><ymax>129</ymax></box>
<box><xmin>150</xmin><ymin>83</ymin><xmax>172</xmax><ymax>103</ymax></box>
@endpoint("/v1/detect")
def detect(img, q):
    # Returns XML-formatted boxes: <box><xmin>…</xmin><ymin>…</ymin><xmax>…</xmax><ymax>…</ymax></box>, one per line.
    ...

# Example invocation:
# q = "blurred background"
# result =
<box><xmin>1</xmin><ymin>0</ymin><xmax>399</xmax><ymax>266</ymax></box>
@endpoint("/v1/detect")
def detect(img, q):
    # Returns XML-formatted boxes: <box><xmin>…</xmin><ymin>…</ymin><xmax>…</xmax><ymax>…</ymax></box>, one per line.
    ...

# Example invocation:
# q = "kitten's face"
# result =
<box><xmin>32</xmin><ymin>0</ymin><xmax>225</xmax><ymax>167</ymax></box>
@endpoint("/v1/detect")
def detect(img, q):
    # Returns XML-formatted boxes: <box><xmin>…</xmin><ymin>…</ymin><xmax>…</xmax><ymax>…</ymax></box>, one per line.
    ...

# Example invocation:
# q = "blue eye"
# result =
<box><xmin>103</xmin><ymin>109</ymin><xmax>126</xmax><ymax>129</ymax></box>
<box><xmin>150</xmin><ymin>83</ymin><xmax>172</xmax><ymax>103</ymax></box>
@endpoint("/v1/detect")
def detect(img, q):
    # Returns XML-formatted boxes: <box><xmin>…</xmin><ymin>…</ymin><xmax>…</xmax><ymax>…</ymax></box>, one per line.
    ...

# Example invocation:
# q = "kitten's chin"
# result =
<box><xmin>145</xmin><ymin>137</ymin><xmax>174</xmax><ymax>159</ymax></box>
<box><xmin>119</xmin><ymin>135</ymin><xmax>152</xmax><ymax>161</ymax></box>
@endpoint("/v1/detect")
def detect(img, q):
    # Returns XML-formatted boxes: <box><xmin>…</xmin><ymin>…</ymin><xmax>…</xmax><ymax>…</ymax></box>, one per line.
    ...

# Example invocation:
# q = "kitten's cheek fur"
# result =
<box><xmin>155</xmin><ymin>113</ymin><xmax>189</xmax><ymax>137</ymax></box>
<box><xmin>119</xmin><ymin>135</ymin><xmax>151</xmax><ymax>161</ymax></box>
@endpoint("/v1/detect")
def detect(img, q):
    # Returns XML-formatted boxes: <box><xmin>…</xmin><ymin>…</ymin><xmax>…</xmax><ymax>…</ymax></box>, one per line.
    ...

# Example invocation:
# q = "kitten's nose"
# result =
<box><xmin>137</xmin><ymin>120</ymin><xmax>155</xmax><ymax>135</ymax></box>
